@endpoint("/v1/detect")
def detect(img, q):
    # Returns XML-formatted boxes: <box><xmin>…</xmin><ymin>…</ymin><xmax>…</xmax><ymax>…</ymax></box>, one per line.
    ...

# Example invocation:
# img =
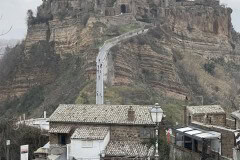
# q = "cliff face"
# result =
<box><xmin>0</xmin><ymin>0</ymin><xmax>239</xmax><ymax>119</ymax></box>
<box><xmin>105</xmin><ymin>5</ymin><xmax>237</xmax><ymax>104</ymax></box>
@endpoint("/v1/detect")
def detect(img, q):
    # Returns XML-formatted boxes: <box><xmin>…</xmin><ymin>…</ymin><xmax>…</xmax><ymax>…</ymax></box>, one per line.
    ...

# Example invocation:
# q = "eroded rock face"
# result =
<box><xmin>105</xmin><ymin>5</ymin><xmax>236</xmax><ymax>101</ymax></box>
<box><xmin>0</xmin><ymin>41</ymin><xmax>59</xmax><ymax>107</ymax></box>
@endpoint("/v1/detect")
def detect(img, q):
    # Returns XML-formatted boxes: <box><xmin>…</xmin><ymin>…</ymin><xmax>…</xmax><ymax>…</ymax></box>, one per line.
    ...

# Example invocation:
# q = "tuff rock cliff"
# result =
<box><xmin>0</xmin><ymin>0</ymin><xmax>239</xmax><ymax>122</ymax></box>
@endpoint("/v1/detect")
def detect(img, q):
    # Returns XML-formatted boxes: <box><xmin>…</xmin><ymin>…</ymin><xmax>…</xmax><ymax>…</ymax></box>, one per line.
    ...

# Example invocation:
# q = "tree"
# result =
<box><xmin>0</xmin><ymin>15</ymin><xmax>12</xmax><ymax>36</ymax></box>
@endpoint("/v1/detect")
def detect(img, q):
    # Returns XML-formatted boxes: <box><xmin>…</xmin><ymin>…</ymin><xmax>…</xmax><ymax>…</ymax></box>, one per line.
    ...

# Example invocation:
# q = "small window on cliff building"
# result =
<box><xmin>121</xmin><ymin>4</ymin><xmax>126</xmax><ymax>13</ymax></box>
<box><xmin>105</xmin><ymin>10</ymin><xmax>110</xmax><ymax>16</ymax></box>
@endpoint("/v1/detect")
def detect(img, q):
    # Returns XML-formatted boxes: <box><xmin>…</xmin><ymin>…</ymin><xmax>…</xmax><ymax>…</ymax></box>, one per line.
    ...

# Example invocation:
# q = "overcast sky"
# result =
<box><xmin>0</xmin><ymin>0</ymin><xmax>239</xmax><ymax>40</ymax></box>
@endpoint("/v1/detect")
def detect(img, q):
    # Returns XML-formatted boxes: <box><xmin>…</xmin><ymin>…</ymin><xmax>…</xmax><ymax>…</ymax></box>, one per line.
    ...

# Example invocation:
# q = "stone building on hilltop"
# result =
<box><xmin>38</xmin><ymin>0</ymin><xmax>221</xmax><ymax>22</ymax></box>
<box><xmin>48</xmin><ymin>104</ymin><xmax>155</xmax><ymax>159</ymax></box>
<box><xmin>184</xmin><ymin>105</ymin><xmax>226</xmax><ymax>127</ymax></box>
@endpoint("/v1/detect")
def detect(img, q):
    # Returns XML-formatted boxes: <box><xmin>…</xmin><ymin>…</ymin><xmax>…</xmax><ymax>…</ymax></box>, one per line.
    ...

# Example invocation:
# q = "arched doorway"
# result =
<box><xmin>121</xmin><ymin>4</ymin><xmax>126</xmax><ymax>13</ymax></box>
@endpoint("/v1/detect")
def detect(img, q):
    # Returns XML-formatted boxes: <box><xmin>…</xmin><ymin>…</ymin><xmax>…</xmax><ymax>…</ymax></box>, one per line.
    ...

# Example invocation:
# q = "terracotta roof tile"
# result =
<box><xmin>71</xmin><ymin>126</ymin><xmax>109</xmax><ymax>140</ymax></box>
<box><xmin>187</xmin><ymin>105</ymin><xmax>225</xmax><ymax>115</ymax></box>
<box><xmin>49</xmin><ymin>125</ymin><xmax>71</xmax><ymax>133</ymax></box>
<box><xmin>105</xmin><ymin>141</ymin><xmax>154</xmax><ymax>157</ymax></box>
<box><xmin>49</xmin><ymin>104</ymin><xmax>154</xmax><ymax>125</ymax></box>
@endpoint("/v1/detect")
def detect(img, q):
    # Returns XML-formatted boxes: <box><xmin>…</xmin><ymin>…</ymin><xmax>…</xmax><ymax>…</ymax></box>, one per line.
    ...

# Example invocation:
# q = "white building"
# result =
<box><xmin>69</xmin><ymin>126</ymin><xmax>110</xmax><ymax>160</ymax></box>
<box><xmin>48</xmin><ymin>104</ymin><xmax>155</xmax><ymax>160</ymax></box>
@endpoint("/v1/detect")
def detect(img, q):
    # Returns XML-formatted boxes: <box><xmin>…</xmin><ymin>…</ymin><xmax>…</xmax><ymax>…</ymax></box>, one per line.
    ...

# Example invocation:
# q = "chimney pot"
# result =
<box><xmin>128</xmin><ymin>106</ymin><xmax>135</xmax><ymax>121</ymax></box>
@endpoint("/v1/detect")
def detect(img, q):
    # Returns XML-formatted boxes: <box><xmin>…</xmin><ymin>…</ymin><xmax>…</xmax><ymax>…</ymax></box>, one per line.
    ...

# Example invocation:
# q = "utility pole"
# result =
<box><xmin>6</xmin><ymin>140</ymin><xmax>10</xmax><ymax>160</ymax></box>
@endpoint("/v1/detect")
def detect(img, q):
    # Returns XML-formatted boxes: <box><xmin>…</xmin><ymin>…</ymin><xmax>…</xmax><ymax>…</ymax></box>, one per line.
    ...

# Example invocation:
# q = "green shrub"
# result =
<box><xmin>3</xmin><ymin>85</ymin><xmax>44</xmax><ymax>116</ymax></box>
<box><xmin>0</xmin><ymin>119</ymin><xmax>48</xmax><ymax>160</ymax></box>
<box><xmin>204</xmin><ymin>62</ymin><xmax>215</xmax><ymax>75</ymax></box>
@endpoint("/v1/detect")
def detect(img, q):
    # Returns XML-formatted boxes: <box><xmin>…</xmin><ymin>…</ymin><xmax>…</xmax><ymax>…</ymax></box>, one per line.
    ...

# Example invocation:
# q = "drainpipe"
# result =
<box><xmin>183</xmin><ymin>106</ymin><xmax>187</xmax><ymax>125</ymax></box>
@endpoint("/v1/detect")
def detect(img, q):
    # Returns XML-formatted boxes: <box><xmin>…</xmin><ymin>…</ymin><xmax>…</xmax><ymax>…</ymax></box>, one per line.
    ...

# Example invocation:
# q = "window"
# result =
<box><xmin>121</xmin><ymin>4</ymin><xmax>126</xmax><ymax>13</ymax></box>
<box><xmin>140</xmin><ymin>128</ymin><xmax>152</xmax><ymax>138</ymax></box>
<box><xmin>58</xmin><ymin>134</ymin><xmax>67</xmax><ymax>145</ymax></box>
<box><xmin>82</xmin><ymin>141</ymin><xmax>93</xmax><ymax>148</ymax></box>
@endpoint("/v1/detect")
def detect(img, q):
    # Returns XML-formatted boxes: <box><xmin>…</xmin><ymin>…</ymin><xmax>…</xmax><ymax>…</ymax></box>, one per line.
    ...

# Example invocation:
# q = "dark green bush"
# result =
<box><xmin>204</xmin><ymin>62</ymin><xmax>215</xmax><ymax>75</ymax></box>
<box><xmin>0</xmin><ymin>119</ymin><xmax>48</xmax><ymax>160</ymax></box>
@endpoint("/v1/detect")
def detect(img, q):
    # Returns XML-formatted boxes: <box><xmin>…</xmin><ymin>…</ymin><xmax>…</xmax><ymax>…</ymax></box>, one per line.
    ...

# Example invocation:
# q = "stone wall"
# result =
<box><xmin>49</xmin><ymin>122</ymin><xmax>154</xmax><ymax>145</ymax></box>
<box><xmin>209</xmin><ymin>114</ymin><xmax>226</xmax><ymax>126</ymax></box>
<box><xmin>187</xmin><ymin>111</ymin><xmax>226</xmax><ymax>127</ymax></box>
<box><xmin>110</xmin><ymin>126</ymin><xmax>154</xmax><ymax>141</ymax></box>
<box><xmin>170</xmin><ymin>144</ymin><xmax>201</xmax><ymax>160</ymax></box>
<box><xmin>226</xmin><ymin>118</ymin><xmax>235</xmax><ymax>130</ymax></box>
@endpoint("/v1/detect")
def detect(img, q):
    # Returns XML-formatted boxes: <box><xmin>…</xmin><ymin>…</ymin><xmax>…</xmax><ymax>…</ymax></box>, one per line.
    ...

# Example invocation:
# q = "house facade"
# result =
<box><xmin>48</xmin><ymin>104</ymin><xmax>155</xmax><ymax>159</ymax></box>
<box><xmin>184</xmin><ymin>105</ymin><xmax>226</xmax><ymax>127</ymax></box>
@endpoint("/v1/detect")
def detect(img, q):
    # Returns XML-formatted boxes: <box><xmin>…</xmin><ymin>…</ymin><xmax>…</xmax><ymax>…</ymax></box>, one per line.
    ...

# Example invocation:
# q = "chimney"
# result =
<box><xmin>128</xmin><ymin>106</ymin><xmax>135</xmax><ymax>121</ymax></box>
<box><xmin>44</xmin><ymin>111</ymin><xmax>47</xmax><ymax>119</ymax></box>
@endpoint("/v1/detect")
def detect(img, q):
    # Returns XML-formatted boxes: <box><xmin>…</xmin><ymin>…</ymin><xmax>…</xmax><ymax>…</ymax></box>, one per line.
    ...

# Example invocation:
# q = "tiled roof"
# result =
<box><xmin>231</xmin><ymin>110</ymin><xmax>240</xmax><ymax>120</ymax></box>
<box><xmin>49</xmin><ymin>125</ymin><xmax>71</xmax><ymax>133</ymax></box>
<box><xmin>49</xmin><ymin>104</ymin><xmax>155</xmax><ymax>125</ymax></box>
<box><xmin>71</xmin><ymin>126</ymin><xmax>109</xmax><ymax>140</ymax></box>
<box><xmin>187</xmin><ymin>105</ymin><xmax>225</xmax><ymax>115</ymax></box>
<box><xmin>105</xmin><ymin>141</ymin><xmax>154</xmax><ymax>157</ymax></box>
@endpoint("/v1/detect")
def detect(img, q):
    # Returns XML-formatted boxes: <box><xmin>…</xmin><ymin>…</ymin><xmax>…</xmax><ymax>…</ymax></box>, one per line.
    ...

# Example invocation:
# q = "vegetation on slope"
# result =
<box><xmin>0</xmin><ymin>118</ymin><xmax>48</xmax><ymax>160</ymax></box>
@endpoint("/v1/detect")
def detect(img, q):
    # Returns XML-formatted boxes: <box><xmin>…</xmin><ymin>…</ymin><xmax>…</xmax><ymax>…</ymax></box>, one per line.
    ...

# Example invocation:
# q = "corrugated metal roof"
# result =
<box><xmin>105</xmin><ymin>141</ymin><xmax>154</xmax><ymax>157</ymax></box>
<box><xmin>176</xmin><ymin>126</ymin><xmax>220</xmax><ymax>140</ymax></box>
<box><xmin>177</xmin><ymin>127</ymin><xmax>193</xmax><ymax>132</ymax></box>
<box><xmin>49</xmin><ymin>125</ymin><xmax>71</xmax><ymax>133</ymax></box>
<box><xmin>71</xmin><ymin>126</ymin><xmax>109</xmax><ymax>140</ymax></box>
<box><xmin>187</xmin><ymin>105</ymin><xmax>225</xmax><ymax>115</ymax></box>
<box><xmin>49</xmin><ymin>104</ymin><xmax>155</xmax><ymax>125</ymax></box>
<box><xmin>196</xmin><ymin>132</ymin><xmax>221</xmax><ymax>139</ymax></box>
<box><xmin>185</xmin><ymin>130</ymin><xmax>202</xmax><ymax>135</ymax></box>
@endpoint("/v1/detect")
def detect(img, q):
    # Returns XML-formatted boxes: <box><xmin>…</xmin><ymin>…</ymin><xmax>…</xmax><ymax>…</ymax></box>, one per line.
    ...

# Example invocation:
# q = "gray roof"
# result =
<box><xmin>231</xmin><ymin>110</ymin><xmax>240</xmax><ymax>120</ymax></box>
<box><xmin>176</xmin><ymin>126</ymin><xmax>221</xmax><ymax>140</ymax></box>
<box><xmin>71</xmin><ymin>126</ymin><xmax>109</xmax><ymax>140</ymax></box>
<box><xmin>49</xmin><ymin>104</ymin><xmax>155</xmax><ymax>125</ymax></box>
<box><xmin>49</xmin><ymin>125</ymin><xmax>71</xmax><ymax>133</ymax></box>
<box><xmin>105</xmin><ymin>141</ymin><xmax>154</xmax><ymax>157</ymax></box>
<box><xmin>187</xmin><ymin>105</ymin><xmax>225</xmax><ymax>115</ymax></box>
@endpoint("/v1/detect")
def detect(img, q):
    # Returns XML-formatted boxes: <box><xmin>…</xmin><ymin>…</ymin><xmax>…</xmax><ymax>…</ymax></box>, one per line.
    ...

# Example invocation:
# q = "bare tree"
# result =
<box><xmin>0</xmin><ymin>15</ymin><xmax>12</xmax><ymax>36</ymax></box>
